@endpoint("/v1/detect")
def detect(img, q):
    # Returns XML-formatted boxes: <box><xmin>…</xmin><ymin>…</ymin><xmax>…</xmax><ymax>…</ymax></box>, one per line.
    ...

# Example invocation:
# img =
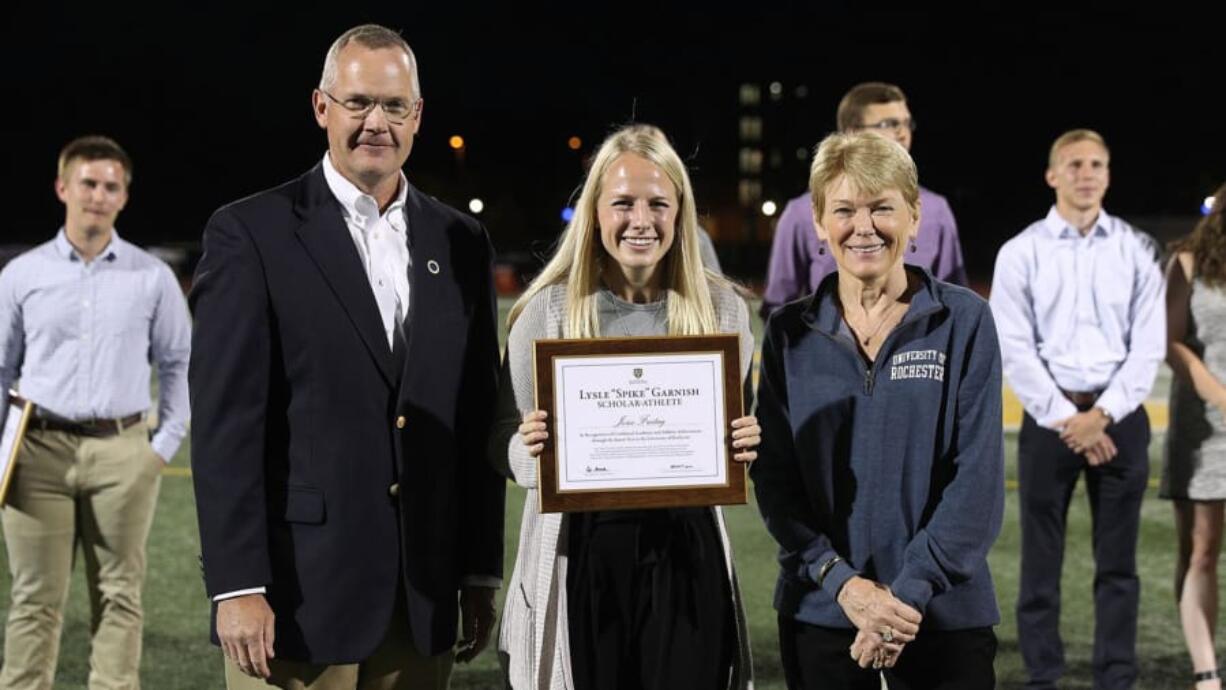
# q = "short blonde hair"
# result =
<box><xmin>509</xmin><ymin>124</ymin><xmax>726</xmax><ymax>338</ymax></box>
<box><xmin>1048</xmin><ymin>129</ymin><xmax>1109</xmax><ymax>170</ymax></box>
<box><xmin>808</xmin><ymin>131</ymin><xmax>919</xmax><ymax>219</ymax></box>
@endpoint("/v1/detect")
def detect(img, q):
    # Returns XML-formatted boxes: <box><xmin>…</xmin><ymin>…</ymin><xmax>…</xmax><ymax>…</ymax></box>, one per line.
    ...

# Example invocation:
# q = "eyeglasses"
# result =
<box><xmin>321</xmin><ymin>90</ymin><xmax>420</xmax><ymax>124</ymax></box>
<box><xmin>860</xmin><ymin>118</ymin><xmax>916</xmax><ymax>134</ymax></box>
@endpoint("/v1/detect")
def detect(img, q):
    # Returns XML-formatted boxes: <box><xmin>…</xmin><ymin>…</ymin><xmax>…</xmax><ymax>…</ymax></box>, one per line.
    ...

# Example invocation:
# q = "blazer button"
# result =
<box><xmin>388</xmin><ymin>482</ymin><xmax>400</xmax><ymax>497</ymax></box>
<box><xmin>395</xmin><ymin>415</ymin><xmax>406</xmax><ymax>429</ymax></box>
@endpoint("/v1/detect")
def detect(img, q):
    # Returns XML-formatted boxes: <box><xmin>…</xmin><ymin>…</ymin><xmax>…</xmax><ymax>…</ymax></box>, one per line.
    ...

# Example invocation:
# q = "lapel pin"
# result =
<box><xmin>427</xmin><ymin>260</ymin><xmax>440</xmax><ymax>275</ymax></box>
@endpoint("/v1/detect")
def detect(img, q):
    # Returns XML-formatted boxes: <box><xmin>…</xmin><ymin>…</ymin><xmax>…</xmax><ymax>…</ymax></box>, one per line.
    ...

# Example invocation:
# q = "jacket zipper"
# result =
<box><xmin>813</xmin><ymin>304</ymin><xmax>942</xmax><ymax>397</ymax></box>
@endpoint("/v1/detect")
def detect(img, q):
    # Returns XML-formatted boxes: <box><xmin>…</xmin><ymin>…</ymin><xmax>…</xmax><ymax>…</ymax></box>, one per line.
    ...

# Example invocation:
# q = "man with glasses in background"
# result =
<box><xmin>762</xmin><ymin>81</ymin><xmax>967</xmax><ymax>315</ymax></box>
<box><xmin>190</xmin><ymin>23</ymin><xmax>504</xmax><ymax>688</ymax></box>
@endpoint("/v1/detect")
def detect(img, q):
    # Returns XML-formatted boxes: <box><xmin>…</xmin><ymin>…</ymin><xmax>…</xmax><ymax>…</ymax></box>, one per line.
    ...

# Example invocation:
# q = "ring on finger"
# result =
<box><xmin>881</xmin><ymin>627</ymin><xmax>894</xmax><ymax>643</ymax></box>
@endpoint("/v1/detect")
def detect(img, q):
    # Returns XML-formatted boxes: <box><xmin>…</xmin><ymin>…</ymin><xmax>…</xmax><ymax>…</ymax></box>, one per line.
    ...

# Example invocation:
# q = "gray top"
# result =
<box><xmin>595</xmin><ymin>290</ymin><xmax>668</xmax><ymax>337</ymax></box>
<box><xmin>1164</xmin><ymin>277</ymin><xmax>1226</xmax><ymax>499</ymax></box>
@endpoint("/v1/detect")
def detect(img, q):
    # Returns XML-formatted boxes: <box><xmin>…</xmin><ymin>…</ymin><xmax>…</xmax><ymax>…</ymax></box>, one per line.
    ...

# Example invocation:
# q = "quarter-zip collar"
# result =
<box><xmin>800</xmin><ymin>265</ymin><xmax>946</xmax><ymax>339</ymax></box>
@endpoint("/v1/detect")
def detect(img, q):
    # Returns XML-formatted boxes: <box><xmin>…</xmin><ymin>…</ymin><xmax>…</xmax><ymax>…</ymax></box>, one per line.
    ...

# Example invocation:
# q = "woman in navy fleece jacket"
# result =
<box><xmin>752</xmin><ymin>131</ymin><xmax>1005</xmax><ymax>690</ymax></box>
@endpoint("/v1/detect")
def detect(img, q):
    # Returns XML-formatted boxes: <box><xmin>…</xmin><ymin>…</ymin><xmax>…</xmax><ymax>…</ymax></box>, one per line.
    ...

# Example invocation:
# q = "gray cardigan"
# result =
<box><xmin>489</xmin><ymin>281</ymin><xmax>755</xmax><ymax>690</ymax></box>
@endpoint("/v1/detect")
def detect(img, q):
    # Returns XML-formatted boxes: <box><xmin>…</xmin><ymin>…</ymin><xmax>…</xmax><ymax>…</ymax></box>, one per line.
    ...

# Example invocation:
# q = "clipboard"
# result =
<box><xmin>0</xmin><ymin>391</ymin><xmax>33</xmax><ymax>506</ymax></box>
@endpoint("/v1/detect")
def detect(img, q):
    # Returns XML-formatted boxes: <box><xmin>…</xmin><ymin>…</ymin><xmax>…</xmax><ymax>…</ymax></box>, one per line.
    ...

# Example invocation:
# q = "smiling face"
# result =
<box><xmin>312</xmin><ymin>43</ymin><xmax>421</xmax><ymax>196</ymax></box>
<box><xmin>1046</xmin><ymin>138</ymin><xmax>1110</xmax><ymax>216</ymax></box>
<box><xmin>597</xmin><ymin>153</ymin><xmax>678</xmax><ymax>286</ymax></box>
<box><xmin>56</xmin><ymin>157</ymin><xmax>129</xmax><ymax>236</ymax></box>
<box><xmin>815</xmin><ymin>174</ymin><xmax>919</xmax><ymax>284</ymax></box>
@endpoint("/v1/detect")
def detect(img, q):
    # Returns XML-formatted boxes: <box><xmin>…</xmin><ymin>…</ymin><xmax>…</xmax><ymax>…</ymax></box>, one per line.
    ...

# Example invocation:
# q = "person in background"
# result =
<box><xmin>0</xmin><ymin>135</ymin><xmax>191</xmax><ymax>688</ymax></box>
<box><xmin>1161</xmin><ymin>182</ymin><xmax>1226</xmax><ymax>689</ymax></box>
<box><xmin>990</xmin><ymin>128</ymin><xmax>1165</xmax><ymax>690</ymax></box>
<box><xmin>762</xmin><ymin>81</ymin><xmax>966</xmax><ymax>316</ymax></box>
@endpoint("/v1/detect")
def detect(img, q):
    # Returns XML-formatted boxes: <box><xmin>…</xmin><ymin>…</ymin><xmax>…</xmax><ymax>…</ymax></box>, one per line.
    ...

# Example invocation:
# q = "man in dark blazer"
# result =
<box><xmin>188</xmin><ymin>24</ymin><xmax>504</xmax><ymax>688</ymax></box>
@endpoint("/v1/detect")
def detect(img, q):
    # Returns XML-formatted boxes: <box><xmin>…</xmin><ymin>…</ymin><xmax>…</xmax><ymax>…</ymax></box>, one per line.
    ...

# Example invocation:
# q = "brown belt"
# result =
<box><xmin>1061</xmin><ymin>389</ymin><xmax>1102</xmax><ymax>409</ymax></box>
<box><xmin>31</xmin><ymin>412</ymin><xmax>144</xmax><ymax>438</ymax></box>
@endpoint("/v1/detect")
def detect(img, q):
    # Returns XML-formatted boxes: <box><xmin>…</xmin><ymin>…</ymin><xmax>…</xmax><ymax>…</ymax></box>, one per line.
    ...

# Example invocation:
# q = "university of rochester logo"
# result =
<box><xmin>889</xmin><ymin>349</ymin><xmax>946</xmax><ymax>382</ymax></box>
<box><xmin>633</xmin><ymin>368</ymin><xmax>643</xmax><ymax>379</ymax></box>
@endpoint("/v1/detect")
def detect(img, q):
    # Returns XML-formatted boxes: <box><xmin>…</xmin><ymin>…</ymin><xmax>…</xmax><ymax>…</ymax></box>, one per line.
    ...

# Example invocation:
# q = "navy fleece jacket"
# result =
<box><xmin>752</xmin><ymin>267</ymin><xmax>1005</xmax><ymax>630</ymax></box>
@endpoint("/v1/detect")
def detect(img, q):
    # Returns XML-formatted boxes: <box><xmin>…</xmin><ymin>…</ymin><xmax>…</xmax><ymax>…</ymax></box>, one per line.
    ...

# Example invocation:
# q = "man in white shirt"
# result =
<box><xmin>189</xmin><ymin>24</ymin><xmax>504</xmax><ymax>688</ymax></box>
<box><xmin>990</xmin><ymin>129</ymin><xmax>1165</xmax><ymax>689</ymax></box>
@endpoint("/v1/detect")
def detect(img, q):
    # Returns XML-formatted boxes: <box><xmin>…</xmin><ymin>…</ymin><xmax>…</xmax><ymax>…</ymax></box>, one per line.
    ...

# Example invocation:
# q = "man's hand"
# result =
<box><xmin>456</xmin><ymin>586</ymin><xmax>497</xmax><ymax>663</ymax></box>
<box><xmin>1057</xmin><ymin>408</ymin><xmax>1111</xmax><ymax>454</ymax></box>
<box><xmin>835</xmin><ymin>577</ymin><xmax>922</xmax><ymax>645</ymax></box>
<box><xmin>1083</xmin><ymin>434</ymin><xmax>1119</xmax><ymax>466</ymax></box>
<box><xmin>217</xmin><ymin>594</ymin><xmax>275</xmax><ymax>678</ymax></box>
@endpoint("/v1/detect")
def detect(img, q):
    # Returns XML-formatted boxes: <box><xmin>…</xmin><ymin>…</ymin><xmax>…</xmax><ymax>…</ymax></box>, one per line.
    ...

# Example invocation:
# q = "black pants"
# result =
<box><xmin>778</xmin><ymin>616</ymin><xmax>997</xmax><ymax>689</ymax></box>
<box><xmin>1016</xmin><ymin>408</ymin><xmax>1150</xmax><ymax>689</ymax></box>
<box><xmin>566</xmin><ymin>508</ymin><xmax>733</xmax><ymax>690</ymax></box>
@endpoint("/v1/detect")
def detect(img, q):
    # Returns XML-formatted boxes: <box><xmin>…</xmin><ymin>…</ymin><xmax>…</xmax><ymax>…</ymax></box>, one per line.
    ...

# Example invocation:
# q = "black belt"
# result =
<box><xmin>31</xmin><ymin>413</ymin><xmax>144</xmax><ymax>438</ymax></box>
<box><xmin>1060</xmin><ymin>389</ymin><xmax>1102</xmax><ymax>409</ymax></box>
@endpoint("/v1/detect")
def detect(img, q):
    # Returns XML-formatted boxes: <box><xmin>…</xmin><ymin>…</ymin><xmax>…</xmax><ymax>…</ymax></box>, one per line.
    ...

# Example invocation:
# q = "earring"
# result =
<box><xmin>909</xmin><ymin>241</ymin><xmax>917</xmax><ymax>253</ymax></box>
<box><xmin>818</xmin><ymin>243</ymin><xmax>826</xmax><ymax>255</ymax></box>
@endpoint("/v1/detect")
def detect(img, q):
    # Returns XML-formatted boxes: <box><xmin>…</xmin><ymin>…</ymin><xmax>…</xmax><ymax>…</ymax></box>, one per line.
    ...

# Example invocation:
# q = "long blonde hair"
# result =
<box><xmin>508</xmin><ymin>124</ymin><xmax>728</xmax><ymax>338</ymax></box>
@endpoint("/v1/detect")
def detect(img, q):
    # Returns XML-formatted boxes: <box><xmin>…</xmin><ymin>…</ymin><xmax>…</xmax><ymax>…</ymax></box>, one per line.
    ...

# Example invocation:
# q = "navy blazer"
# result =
<box><xmin>189</xmin><ymin>163</ymin><xmax>504</xmax><ymax>663</ymax></box>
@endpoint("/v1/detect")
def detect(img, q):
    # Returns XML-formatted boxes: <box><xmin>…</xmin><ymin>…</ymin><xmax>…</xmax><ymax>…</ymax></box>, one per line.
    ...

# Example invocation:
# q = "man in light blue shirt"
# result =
<box><xmin>990</xmin><ymin>129</ymin><xmax>1165</xmax><ymax>690</ymax></box>
<box><xmin>0</xmin><ymin>135</ymin><xmax>191</xmax><ymax>688</ymax></box>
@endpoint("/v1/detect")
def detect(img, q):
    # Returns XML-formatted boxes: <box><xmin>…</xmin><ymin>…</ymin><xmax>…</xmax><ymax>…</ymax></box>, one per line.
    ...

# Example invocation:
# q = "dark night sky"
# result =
<box><xmin>4</xmin><ymin>4</ymin><xmax>1222</xmax><ymax>283</ymax></box>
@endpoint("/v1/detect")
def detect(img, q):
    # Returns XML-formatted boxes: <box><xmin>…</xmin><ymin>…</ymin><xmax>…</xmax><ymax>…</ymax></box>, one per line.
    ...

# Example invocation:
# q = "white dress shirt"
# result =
<box><xmin>990</xmin><ymin>207</ymin><xmax>1166</xmax><ymax>429</ymax></box>
<box><xmin>322</xmin><ymin>153</ymin><xmax>411</xmax><ymax>349</ymax></box>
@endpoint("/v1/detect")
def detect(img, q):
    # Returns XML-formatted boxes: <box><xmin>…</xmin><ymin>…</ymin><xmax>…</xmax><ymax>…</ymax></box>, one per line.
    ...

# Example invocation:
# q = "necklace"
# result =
<box><xmin>847</xmin><ymin>300</ymin><xmax>905</xmax><ymax>346</ymax></box>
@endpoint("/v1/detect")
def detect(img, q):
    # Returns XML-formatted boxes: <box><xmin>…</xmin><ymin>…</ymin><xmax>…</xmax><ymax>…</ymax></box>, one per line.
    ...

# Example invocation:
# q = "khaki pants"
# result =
<box><xmin>0</xmin><ymin>422</ymin><xmax>163</xmax><ymax>690</ymax></box>
<box><xmin>223</xmin><ymin>601</ymin><xmax>453</xmax><ymax>690</ymax></box>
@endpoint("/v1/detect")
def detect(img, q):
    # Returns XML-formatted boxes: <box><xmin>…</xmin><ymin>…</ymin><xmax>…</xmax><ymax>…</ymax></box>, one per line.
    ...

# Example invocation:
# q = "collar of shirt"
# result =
<box><xmin>321</xmin><ymin>152</ymin><xmax>408</xmax><ymax>231</ymax></box>
<box><xmin>1042</xmin><ymin>206</ymin><xmax>1111</xmax><ymax>240</ymax></box>
<box><xmin>53</xmin><ymin>227</ymin><xmax>121</xmax><ymax>263</ymax></box>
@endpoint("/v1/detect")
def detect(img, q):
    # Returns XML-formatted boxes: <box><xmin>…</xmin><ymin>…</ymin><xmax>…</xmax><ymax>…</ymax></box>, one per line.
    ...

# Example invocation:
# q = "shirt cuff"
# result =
<box><xmin>461</xmin><ymin>575</ymin><xmax>502</xmax><ymax>589</ymax></box>
<box><xmin>1032</xmin><ymin>396</ymin><xmax>1080</xmax><ymax>430</ymax></box>
<box><xmin>1093</xmin><ymin>389</ymin><xmax>1133</xmax><ymax>426</ymax></box>
<box><xmin>213</xmin><ymin>587</ymin><xmax>266</xmax><ymax>602</ymax></box>
<box><xmin>150</xmin><ymin>434</ymin><xmax>179</xmax><ymax>464</ymax></box>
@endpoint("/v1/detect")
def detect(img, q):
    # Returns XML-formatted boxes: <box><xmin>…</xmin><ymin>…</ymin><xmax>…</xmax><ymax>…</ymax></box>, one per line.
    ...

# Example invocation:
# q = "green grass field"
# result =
<box><xmin>0</xmin><ymin>300</ymin><xmax>1204</xmax><ymax>688</ymax></box>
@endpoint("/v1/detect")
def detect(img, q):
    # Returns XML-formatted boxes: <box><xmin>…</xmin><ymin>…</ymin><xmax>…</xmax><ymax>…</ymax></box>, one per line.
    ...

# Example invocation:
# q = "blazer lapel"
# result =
<box><xmin>401</xmin><ymin>183</ymin><xmax>436</xmax><ymax>364</ymax></box>
<box><xmin>293</xmin><ymin>165</ymin><xmax>396</xmax><ymax>387</ymax></box>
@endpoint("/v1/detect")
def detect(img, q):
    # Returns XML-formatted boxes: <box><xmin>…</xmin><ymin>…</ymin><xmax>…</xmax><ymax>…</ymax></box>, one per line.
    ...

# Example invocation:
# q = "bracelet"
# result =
<box><xmin>816</xmin><ymin>556</ymin><xmax>843</xmax><ymax>588</ymax></box>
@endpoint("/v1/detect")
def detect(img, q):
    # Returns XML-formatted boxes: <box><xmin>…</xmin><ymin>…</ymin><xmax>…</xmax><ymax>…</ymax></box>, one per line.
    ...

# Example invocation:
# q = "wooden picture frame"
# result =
<box><xmin>0</xmin><ymin>392</ymin><xmax>33</xmax><ymax>506</ymax></box>
<box><xmin>534</xmin><ymin>334</ymin><xmax>745</xmax><ymax>513</ymax></box>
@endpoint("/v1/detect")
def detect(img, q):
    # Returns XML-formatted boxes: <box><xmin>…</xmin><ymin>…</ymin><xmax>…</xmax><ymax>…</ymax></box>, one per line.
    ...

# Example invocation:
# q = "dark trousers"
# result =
<box><xmin>1016</xmin><ymin>408</ymin><xmax>1150</xmax><ymax>689</ymax></box>
<box><xmin>777</xmin><ymin>616</ymin><xmax>996</xmax><ymax>690</ymax></box>
<box><xmin>567</xmin><ymin>508</ymin><xmax>733</xmax><ymax>690</ymax></box>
